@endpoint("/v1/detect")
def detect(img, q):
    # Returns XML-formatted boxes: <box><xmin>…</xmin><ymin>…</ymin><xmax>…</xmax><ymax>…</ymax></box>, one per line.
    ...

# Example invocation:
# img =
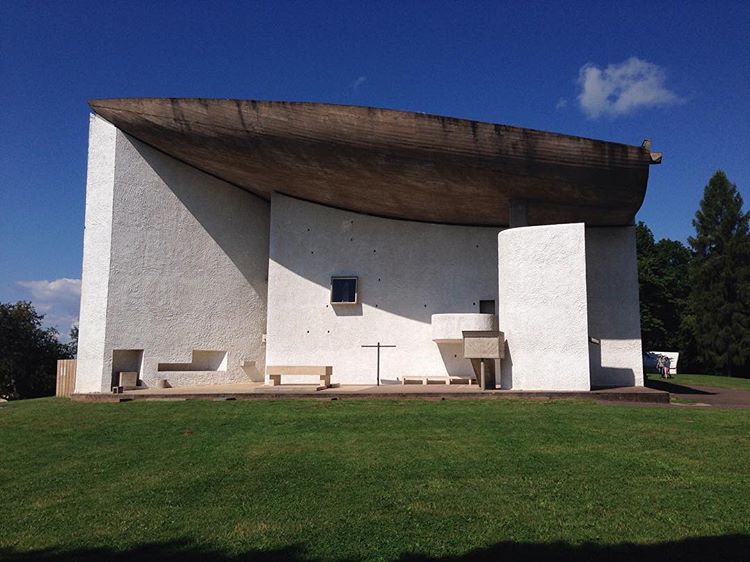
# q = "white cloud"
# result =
<box><xmin>351</xmin><ymin>75</ymin><xmax>367</xmax><ymax>91</ymax></box>
<box><xmin>555</xmin><ymin>97</ymin><xmax>568</xmax><ymax>110</ymax></box>
<box><xmin>576</xmin><ymin>57</ymin><xmax>682</xmax><ymax>118</ymax></box>
<box><xmin>16</xmin><ymin>278</ymin><xmax>81</xmax><ymax>339</ymax></box>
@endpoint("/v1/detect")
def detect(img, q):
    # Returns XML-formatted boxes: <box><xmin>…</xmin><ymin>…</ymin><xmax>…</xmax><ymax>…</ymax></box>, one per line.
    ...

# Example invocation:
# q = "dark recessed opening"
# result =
<box><xmin>331</xmin><ymin>276</ymin><xmax>358</xmax><ymax>304</ymax></box>
<box><xmin>480</xmin><ymin>300</ymin><xmax>496</xmax><ymax>314</ymax></box>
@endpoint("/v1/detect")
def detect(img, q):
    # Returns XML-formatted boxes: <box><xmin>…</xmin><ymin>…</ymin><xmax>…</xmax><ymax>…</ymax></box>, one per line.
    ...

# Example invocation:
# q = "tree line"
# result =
<box><xmin>0</xmin><ymin>302</ymin><xmax>75</xmax><ymax>400</ymax></box>
<box><xmin>637</xmin><ymin>170</ymin><xmax>750</xmax><ymax>377</ymax></box>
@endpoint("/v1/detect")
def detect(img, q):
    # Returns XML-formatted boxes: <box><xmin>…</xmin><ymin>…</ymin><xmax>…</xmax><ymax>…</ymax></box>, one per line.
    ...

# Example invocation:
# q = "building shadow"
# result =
<box><xmin>264</xmin><ymin>193</ymin><xmax>500</xmax><ymax>323</ymax></box>
<box><xmin>499</xmin><ymin>339</ymin><xmax>512</xmax><ymax>389</ymax></box>
<box><xmin>588</xmin><ymin>341</ymin><xmax>636</xmax><ymax>388</ymax></box>
<box><xmin>645</xmin><ymin>377</ymin><xmax>715</xmax><ymax>395</ymax></box>
<box><xmin>132</xmin><ymin>138</ymin><xmax>270</xmax><ymax>298</ymax></box>
<box><xmin>436</xmin><ymin>342</ymin><xmax>475</xmax><ymax>380</ymax></box>
<box><xmin>1</xmin><ymin>534</ymin><xmax>748</xmax><ymax>562</ymax></box>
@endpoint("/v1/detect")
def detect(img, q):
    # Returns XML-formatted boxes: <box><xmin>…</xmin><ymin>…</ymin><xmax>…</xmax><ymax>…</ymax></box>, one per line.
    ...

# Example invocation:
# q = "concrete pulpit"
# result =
<box><xmin>462</xmin><ymin>330</ymin><xmax>504</xmax><ymax>390</ymax></box>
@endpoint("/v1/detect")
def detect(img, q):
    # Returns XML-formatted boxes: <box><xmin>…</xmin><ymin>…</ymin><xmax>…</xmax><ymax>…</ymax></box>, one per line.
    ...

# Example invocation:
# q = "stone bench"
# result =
<box><xmin>112</xmin><ymin>371</ymin><xmax>141</xmax><ymax>393</ymax></box>
<box><xmin>401</xmin><ymin>375</ymin><xmax>476</xmax><ymax>385</ymax></box>
<box><xmin>266</xmin><ymin>365</ymin><xmax>332</xmax><ymax>390</ymax></box>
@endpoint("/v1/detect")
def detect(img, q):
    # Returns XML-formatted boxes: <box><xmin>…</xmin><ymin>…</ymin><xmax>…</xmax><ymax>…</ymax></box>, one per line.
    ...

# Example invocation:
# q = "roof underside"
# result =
<box><xmin>89</xmin><ymin>98</ymin><xmax>655</xmax><ymax>227</ymax></box>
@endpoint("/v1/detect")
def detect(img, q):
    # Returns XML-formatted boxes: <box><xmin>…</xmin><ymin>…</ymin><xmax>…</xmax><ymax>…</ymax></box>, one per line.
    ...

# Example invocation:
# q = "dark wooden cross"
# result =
<box><xmin>361</xmin><ymin>342</ymin><xmax>396</xmax><ymax>386</ymax></box>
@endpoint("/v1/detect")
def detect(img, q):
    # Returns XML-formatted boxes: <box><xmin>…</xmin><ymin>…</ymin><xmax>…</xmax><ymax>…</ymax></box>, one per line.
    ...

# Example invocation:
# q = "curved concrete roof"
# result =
<box><xmin>89</xmin><ymin>98</ymin><xmax>659</xmax><ymax>227</ymax></box>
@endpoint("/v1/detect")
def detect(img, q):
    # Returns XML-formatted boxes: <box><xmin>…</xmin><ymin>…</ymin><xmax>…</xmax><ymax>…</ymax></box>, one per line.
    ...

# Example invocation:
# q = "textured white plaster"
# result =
<box><xmin>585</xmin><ymin>227</ymin><xmax>644</xmax><ymax>387</ymax></box>
<box><xmin>498</xmin><ymin>223</ymin><xmax>591</xmax><ymax>391</ymax></box>
<box><xmin>431</xmin><ymin>313</ymin><xmax>497</xmax><ymax>343</ymax></box>
<box><xmin>76</xmin><ymin>118</ymin><xmax>269</xmax><ymax>391</ymax></box>
<box><xmin>77</xmin><ymin>120</ymin><xmax>645</xmax><ymax>393</ymax></box>
<box><xmin>266</xmin><ymin>194</ymin><xmax>501</xmax><ymax>384</ymax></box>
<box><xmin>75</xmin><ymin>116</ymin><xmax>117</xmax><ymax>393</ymax></box>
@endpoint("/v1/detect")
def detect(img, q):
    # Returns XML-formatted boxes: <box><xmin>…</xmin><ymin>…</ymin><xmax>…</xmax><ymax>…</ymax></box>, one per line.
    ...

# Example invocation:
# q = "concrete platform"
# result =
<box><xmin>72</xmin><ymin>383</ymin><xmax>669</xmax><ymax>404</ymax></box>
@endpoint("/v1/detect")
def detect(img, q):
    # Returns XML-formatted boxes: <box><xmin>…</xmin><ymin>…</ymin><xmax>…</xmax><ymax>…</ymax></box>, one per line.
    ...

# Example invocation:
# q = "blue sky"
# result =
<box><xmin>1</xmin><ymin>0</ymin><xmax>748</xmax><ymax>335</ymax></box>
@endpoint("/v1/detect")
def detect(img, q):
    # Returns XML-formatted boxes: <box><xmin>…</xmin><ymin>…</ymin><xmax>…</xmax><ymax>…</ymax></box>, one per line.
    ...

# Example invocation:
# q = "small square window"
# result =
<box><xmin>331</xmin><ymin>277</ymin><xmax>358</xmax><ymax>304</ymax></box>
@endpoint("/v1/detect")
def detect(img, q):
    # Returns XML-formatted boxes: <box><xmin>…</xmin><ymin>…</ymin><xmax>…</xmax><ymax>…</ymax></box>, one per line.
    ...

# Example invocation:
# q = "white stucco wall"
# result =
<box><xmin>585</xmin><ymin>227</ymin><xmax>644</xmax><ymax>387</ymax></box>
<box><xmin>431</xmin><ymin>313</ymin><xmax>497</xmax><ymax>343</ymax></box>
<box><xmin>75</xmin><ymin>117</ymin><xmax>270</xmax><ymax>392</ymax></box>
<box><xmin>498</xmin><ymin>223</ymin><xmax>591</xmax><ymax>391</ymax></box>
<box><xmin>266</xmin><ymin>194</ymin><xmax>501</xmax><ymax>384</ymax></box>
<box><xmin>76</xmin><ymin>120</ymin><xmax>644</xmax><ymax>393</ymax></box>
<box><xmin>75</xmin><ymin>115</ymin><xmax>117</xmax><ymax>393</ymax></box>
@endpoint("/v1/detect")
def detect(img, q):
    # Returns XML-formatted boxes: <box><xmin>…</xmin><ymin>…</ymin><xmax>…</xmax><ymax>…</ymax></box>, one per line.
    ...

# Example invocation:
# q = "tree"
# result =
<box><xmin>636</xmin><ymin>222</ymin><xmax>692</xmax><ymax>353</ymax></box>
<box><xmin>688</xmin><ymin>170</ymin><xmax>750</xmax><ymax>377</ymax></box>
<box><xmin>67</xmin><ymin>324</ymin><xmax>79</xmax><ymax>358</ymax></box>
<box><xmin>0</xmin><ymin>301</ymin><xmax>73</xmax><ymax>400</ymax></box>
<box><xmin>636</xmin><ymin>222</ymin><xmax>666</xmax><ymax>349</ymax></box>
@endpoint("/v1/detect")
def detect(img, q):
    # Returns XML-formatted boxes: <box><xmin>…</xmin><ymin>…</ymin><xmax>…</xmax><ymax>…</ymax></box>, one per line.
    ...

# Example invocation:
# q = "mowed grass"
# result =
<box><xmin>1</xmin><ymin>398</ymin><xmax>749</xmax><ymax>561</ymax></box>
<box><xmin>646</xmin><ymin>372</ymin><xmax>750</xmax><ymax>391</ymax></box>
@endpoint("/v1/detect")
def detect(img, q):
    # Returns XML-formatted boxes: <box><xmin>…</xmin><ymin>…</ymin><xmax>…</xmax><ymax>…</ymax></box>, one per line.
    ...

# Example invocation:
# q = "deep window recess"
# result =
<box><xmin>331</xmin><ymin>277</ymin><xmax>358</xmax><ymax>304</ymax></box>
<box><xmin>479</xmin><ymin>300</ymin><xmax>496</xmax><ymax>314</ymax></box>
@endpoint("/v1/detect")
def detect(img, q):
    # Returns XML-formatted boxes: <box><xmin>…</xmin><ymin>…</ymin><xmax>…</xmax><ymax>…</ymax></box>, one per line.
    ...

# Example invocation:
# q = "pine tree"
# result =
<box><xmin>688</xmin><ymin>171</ymin><xmax>750</xmax><ymax>376</ymax></box>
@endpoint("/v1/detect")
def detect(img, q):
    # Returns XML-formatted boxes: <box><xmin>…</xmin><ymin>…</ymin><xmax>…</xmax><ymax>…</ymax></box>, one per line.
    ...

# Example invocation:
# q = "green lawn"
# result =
<box><xmin>1</xmin><ymin>398</ymin><xmax>749</xmax><ymax>561</ymax></box>
<box><xmin>646</xmin><ymin>372</ymin><xmax>750</xmax><ymax>391</ymax></box>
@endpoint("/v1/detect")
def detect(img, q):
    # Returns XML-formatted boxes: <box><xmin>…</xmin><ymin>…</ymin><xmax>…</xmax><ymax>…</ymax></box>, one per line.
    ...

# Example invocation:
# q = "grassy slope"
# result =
<box><xmin>1</xmin><ymin>398</ymin><xmax>749</xmax><ymax>560</ymax></box>
<box><xmin>646</xmin><ymin>373</ymin><xmax>750</xmax><ymax>391</ymax></box>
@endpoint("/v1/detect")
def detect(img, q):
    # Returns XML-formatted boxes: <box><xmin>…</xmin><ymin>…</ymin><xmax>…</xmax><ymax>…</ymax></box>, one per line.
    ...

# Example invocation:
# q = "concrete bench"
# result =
<box><xmin>266</xmin><ymin>365</ymin><xmax>332</xmax><ymax>390</ymax></box>
<box><xmin>112</xmin><ymin>371</ymin><xmax>141</xmax><ymax>393</ymax></box>
<box><xmin>401</xmin><ymin>375</ymin><xmax>476</xmax><ymax>385</ymax></box>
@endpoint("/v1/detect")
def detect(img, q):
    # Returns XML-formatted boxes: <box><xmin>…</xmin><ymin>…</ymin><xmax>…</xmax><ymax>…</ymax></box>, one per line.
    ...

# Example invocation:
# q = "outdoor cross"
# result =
<box><xmin>361</xmin><ymin>342</ymin><xmax>396</xmax><ymax>386</ymax></box>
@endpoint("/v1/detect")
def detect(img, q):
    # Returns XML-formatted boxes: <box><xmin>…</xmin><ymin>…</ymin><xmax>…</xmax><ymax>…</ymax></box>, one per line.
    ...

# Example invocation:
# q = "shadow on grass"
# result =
<box><xmin>645</xmin><ymin>377</ymin><xmax>714</xmax><ymax>395</ymax></box>
<box><xmin>2</xmin><ymin>534</ymin><xmax>749</xmax><ymax>561</ymax></box>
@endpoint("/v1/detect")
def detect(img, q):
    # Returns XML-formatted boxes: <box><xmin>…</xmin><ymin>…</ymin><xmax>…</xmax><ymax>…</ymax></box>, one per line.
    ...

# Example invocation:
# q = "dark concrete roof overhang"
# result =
<box><xmin>89</xmin><ymin>98</ymin><xmax>660</xmax><ymax>227</ymax></box>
